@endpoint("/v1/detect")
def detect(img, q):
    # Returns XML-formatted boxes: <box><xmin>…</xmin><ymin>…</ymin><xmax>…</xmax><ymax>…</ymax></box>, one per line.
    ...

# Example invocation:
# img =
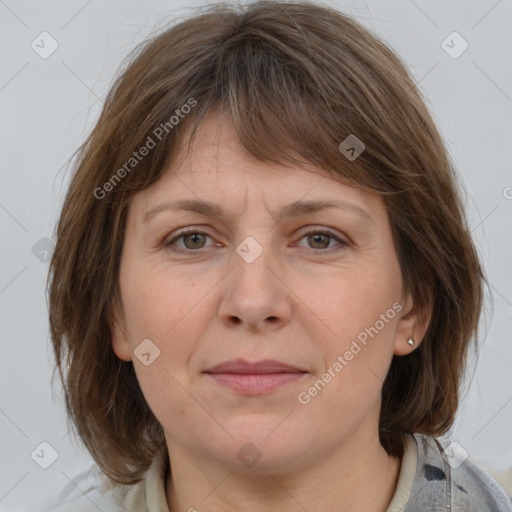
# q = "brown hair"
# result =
<box><xmin>47</xmin><ymin>0</ymin><xmax>485</xmax><ymax>485</ymax></box>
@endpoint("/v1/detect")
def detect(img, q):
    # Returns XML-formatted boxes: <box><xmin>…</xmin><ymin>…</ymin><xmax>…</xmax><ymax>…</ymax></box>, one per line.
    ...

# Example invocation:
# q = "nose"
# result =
<box><xmin>218</xmin><ymin>240</ymin><xmax>292</xmax><ymax>332</ymax></box>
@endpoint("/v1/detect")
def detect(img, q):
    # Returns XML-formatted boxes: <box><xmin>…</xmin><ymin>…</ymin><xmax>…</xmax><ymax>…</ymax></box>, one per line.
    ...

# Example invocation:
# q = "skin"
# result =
<box><xmin>110</xmin><ymin>114</ymin><xmax>430</xmax><ymax>512</ymax></box>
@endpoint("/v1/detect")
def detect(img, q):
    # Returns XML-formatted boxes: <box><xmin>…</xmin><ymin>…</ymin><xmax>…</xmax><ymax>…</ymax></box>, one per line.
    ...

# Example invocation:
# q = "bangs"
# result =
<box><xmin>111</xmin><ymin>5</ymin><xmax>420</xmax><ymax>205</ymax></box>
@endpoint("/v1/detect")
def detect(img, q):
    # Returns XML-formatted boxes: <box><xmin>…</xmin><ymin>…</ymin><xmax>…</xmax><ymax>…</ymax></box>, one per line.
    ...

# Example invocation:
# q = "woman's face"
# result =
<box><xmin>111</xmin><ymin>115</ymin><xmax>422</xmax><ymax>473</ymax></box>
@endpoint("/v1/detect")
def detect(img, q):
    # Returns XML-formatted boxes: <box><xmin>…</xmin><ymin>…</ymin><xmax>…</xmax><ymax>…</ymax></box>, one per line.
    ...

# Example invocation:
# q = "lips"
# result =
<box><xmin>203</xmin><ymin>358</ymin><xmax>307</xmax><ymax>395</ymax></box>
<box><xmin>204</xmin><ymin>358</ymin><xmax>306</xmax><ymax>375</ymax></box>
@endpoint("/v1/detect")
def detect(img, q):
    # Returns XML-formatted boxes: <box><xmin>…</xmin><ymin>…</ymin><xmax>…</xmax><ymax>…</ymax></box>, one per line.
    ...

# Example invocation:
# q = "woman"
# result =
<box><xmin>45</xmin><ymin>1</ymin><xmax>512</xmax><ymax>510</ymax></box>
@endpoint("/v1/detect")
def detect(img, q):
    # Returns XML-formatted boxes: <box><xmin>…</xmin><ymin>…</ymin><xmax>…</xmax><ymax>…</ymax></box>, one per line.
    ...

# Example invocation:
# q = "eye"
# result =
<box><xmin>295</xmin><ymin>229</ymin><xmax>348</xmax><ymax>252</ymax></box>
<box><xmin>165</xmin><ymin>230</ymin><xmax>216</xmax><ymax>253</ymax></box>
<box><xmin>164</xmin><ymin>228</ymin><xmax>348</xmax><ymax>255</ymax></box>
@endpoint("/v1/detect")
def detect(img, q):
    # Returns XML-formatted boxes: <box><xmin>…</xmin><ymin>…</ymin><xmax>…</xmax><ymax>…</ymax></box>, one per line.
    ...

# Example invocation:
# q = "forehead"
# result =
<box><xmin>129</xmin><ymin>114</ymin><xmax>380</xmax><ymax>221</ymax></box>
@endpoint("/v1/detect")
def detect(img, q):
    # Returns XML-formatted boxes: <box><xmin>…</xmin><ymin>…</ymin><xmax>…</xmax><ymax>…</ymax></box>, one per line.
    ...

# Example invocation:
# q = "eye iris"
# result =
<box><xmin>309</xmin><ymin>233</ymin><xmax>330</xmax><ymax>249</ymax></box>
<box><xmin>184</xmin><ymin>233</ymin><xmax>206</xmax><ymax>249</ymax></box>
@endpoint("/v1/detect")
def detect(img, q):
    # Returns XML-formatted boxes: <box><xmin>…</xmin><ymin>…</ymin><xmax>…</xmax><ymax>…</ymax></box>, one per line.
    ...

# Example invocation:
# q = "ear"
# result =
<box><xmin>108</xmin><ymin>296</ymin><xmax>132</xmax><ymax>362</ymax></box>
<box><xmin>393</xmin><ymin>291</ymin><xmax>432</xmax><ymax>356</ymax></box>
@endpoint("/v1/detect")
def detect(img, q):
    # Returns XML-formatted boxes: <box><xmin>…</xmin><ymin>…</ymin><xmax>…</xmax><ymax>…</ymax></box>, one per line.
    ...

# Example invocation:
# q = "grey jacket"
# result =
<box><xmin>406</xmin><ymin>433</ymin><xmax>512</xmax><ymax>511</ymax></box>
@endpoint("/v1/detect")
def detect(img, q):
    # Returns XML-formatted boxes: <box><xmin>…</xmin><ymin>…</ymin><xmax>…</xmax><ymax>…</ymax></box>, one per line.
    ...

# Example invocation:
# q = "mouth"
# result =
<box><xmin>203</xmin><ymin>358</ymin><xmax>308</xmax><ymax>395</ymax></box>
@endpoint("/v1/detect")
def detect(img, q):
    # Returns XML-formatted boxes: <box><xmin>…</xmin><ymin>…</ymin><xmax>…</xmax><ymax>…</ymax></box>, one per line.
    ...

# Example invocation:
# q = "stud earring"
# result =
<box><xmin>407</xmin><ymin>338</ymin><xmax>415</xmax><ymax>346</ymax></box>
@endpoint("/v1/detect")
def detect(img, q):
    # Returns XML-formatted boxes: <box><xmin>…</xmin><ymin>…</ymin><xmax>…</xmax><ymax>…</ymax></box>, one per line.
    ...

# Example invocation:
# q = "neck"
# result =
<box><xmin>164</xmin><ymin>429</ymin><xmax>402</xmax><ymax>512</ymax></box>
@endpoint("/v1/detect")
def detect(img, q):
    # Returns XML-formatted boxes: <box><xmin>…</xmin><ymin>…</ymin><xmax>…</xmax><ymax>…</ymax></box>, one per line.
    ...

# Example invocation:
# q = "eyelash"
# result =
<box><xmin>164</xmin><ymin>228</ymin><xmax>348</xmax><ymax>255</ymax></box>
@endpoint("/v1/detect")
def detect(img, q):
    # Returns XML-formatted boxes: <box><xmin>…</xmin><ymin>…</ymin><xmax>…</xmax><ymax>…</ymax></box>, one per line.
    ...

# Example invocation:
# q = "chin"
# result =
<box><xmin>202</xmin><ymin>422</ymin><xmax>312</xmax><ymax>473</ymax></box>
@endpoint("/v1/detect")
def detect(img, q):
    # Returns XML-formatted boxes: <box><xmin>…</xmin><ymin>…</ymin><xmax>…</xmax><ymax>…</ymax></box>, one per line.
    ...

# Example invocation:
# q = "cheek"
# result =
<box><xmin>305</xmin><ymin>263</ymin><xmax>401</xmax><ymax>399</ymax></box>
<box><xmin>121</xmin><ymin>261</ymin><xmax>200</xmax><ymax>342</ymax></box>
<box><xmin>120</xmin><ymin>262</ymin><xmax>208</xmax><ymax>371</ymax></box>
<box><xmin>315</xmin><ymin>267</ymin><xmax>400</xmax><ymax>343</ymax></box>
<box><xmin>299</xmin><ymin>285</ymin><xmax>399</xmax><ymax>437</ymax></box>
<box><xmin>133</xmin><ymin>359</ymin><xmax>197</xmax><ymax>439</ymax></box>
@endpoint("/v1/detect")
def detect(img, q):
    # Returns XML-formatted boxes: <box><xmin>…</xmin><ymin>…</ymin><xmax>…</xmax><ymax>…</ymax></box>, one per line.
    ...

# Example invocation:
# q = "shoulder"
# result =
<box><xmin>452</xmin><ymin>454</ymin><xmax>512</xmax><ymax>511</ymax></box>
<box><xmin>38</xmin><ymin>446</ymin><xmax>169</xmax><ymax>512</ymax></box>
<box><xmin>38</xmin><ymin>463</ymin><xmax>147</xmax><ymax>512</ymax></box>
<box><xmin>406</xmin><ymin>433</ymin><xmax>512</xmax><ymax>512</ymax></box>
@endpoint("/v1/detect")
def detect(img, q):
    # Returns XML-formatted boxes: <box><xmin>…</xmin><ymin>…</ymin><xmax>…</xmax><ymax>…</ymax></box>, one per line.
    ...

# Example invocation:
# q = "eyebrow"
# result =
<box><xmin>143</xmin><ymin>198</ymin><xmax>374</xmax><ymax>225</ymax></box>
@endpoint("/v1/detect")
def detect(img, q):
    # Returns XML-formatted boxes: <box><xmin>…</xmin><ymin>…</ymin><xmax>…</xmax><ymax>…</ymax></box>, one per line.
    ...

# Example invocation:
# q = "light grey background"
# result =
<box><xmin>1</xmin><ymin>0</ymin><xmax>511</xmax><ymax>510</ymax></box>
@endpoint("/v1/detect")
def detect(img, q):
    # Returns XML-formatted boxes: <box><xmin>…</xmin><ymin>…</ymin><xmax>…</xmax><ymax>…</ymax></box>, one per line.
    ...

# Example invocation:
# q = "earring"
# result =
<box><xmin>407</xmin><ymin>338</ymin><xmax>415</xmax><ymax>346</ymax></box>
